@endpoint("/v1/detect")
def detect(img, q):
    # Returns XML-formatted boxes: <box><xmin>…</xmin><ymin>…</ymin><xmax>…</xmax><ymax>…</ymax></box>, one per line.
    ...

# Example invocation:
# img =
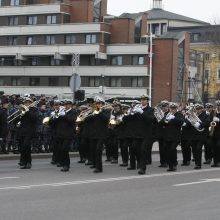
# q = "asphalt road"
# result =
<box><xmin>0</xmin><ymin>154</ymin><xmax>220</xmax><ymax>220</ymax></box>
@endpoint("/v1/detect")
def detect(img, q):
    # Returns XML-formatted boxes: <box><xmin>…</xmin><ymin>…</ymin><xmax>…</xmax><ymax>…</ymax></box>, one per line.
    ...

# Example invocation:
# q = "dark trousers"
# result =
<box><xmin>181</xmin><ymin>140</ymin><xmax>192</xmax><ymax>163</ymax></box>
<box><xmin>57</xmin><ymin>138</ymin><xmax>72</xmax><ymax>168</ymax></box>
<box><xmin>79</xmin><ymin>137</ymin><xmax>89</xmax><ymax>160</ymax></box>
<box><xmin>51</xmin><ymin>137</ymin><xmax>61</xmax><ymax>164</ymax></box>
<box><xmin>128</xmin><ymin>138</ymin><xmax>142</xmax><ymax>169</ymax></box>
<box><xmin>204</xmin><ymin>137</ymin><xmax>213</xmax><ymax>161</ymax></box>
<box><xmin>139</xmin><ymin>139</ymin><xmax>153</xmax><ymax>170</ymax></box>
<box><xmin>191</xmin><ymin>140</ymin><xmax>204</xmax><ymax>166</ymax></box>
<box><xmin>158</xmin><ymin>138</ymin><xmax>167</xmax><ymax>165</ymax></box>
<box><xmin>19</xmin><ymin>136</ymin><xmax>32</xmax><ymax>165</ymax></box>
<box><xmin>211</xmin><ymin>138</ymin><xmax>220</xmax><ymax>165</ymax></box>
<box><xmin>90</xmin><ymin>139</ymin><xmax>104</xmax><ymax>171</ymax></box>
<box><xmin>164</xmin><ymin>141</ymin><xmax>179</xmax><ymax>168</ymax></box>
<box><xmin>120</xmin><ymin>138</ymin><xmax>129</xmax><ymax>164</ymax></box>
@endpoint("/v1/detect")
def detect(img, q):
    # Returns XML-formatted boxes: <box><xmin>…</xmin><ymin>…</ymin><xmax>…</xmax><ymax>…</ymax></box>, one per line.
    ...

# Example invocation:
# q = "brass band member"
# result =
<box><xmin>204</xmin><ymin>103</ymin><xmax>215</xmax><ymax>164</ymax></box>
<box><xmin>15</xmin><ymin>97</ymin><xmax>38</xmax><ymax>169</ymax></box>
<box><xmin>55</xmin><ymin>100</ymin><xmax>77</xmax><ymax>172</ymax></box>
<box><xmin>210</xmin><ymin>100</ymin><xmax>220</xmax><ymax>167</ymax></box>
<box><xmin>160</xmin><ymin>102</ymin><xmax>184</xmax><ymax>172</ymax></box>
<box><xmin>156</xmin><ymin>100</ymin><xmax>169</xmax><ymax>168</ymax></box>
<box><xmin>123</xmin><ymin>95</ymin><xmax>154</xmax><ymax>175</ymax></box>
<box><xmin>90</xmin><ymin>96</ymin><xmax>111</xmax><ymax>173</ymax></box>
<box><xmin>189</xmin><ymin>104</ymin><xmax>210</xmax><ymax>169</ymax></box>
<box><xmin>0</xmin><ymin>99</ymin><xmax>9</xmax><ymax>154</ymax></box>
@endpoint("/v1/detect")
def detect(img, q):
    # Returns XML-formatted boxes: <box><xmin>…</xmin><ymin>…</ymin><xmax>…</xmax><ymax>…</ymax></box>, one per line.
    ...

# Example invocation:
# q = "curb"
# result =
<box><xmin>0</xmin><ymin>152</ymin><xmax>79</xmax><ymax>161</ymax></box>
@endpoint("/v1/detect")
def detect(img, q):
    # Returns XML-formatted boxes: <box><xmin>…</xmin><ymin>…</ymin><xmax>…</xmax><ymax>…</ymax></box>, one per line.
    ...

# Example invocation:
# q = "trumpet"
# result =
<box><xmin>209</xmin><ymin>111</ymin><xmax>218</xmax><ymax>136</ymax></box>
<box><xmin>8</xmin><ymin>100</ymin><xmax>39</xmax><ymax>124</ymax></box>
<box><xmin>76</xmin><ymin>107</ymin><xmax>93</xmax><ymax>123</ymax></box>
<box><xmin>93</xmin><ymin>103</ymin><xmax>113</xmax><ymax>115</ymax></box>
<box><xmin>42</xmin><ymin>106</ymin><xmax>65</xmax><ymax>126</ymax></box>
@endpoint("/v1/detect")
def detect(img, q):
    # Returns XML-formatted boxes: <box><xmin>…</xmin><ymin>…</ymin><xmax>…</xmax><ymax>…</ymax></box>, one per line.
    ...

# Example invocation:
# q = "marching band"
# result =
<box><xmin>0</xmin><ymin>93</ymin><xmax>220</xmax><ymax>175</ymax></box>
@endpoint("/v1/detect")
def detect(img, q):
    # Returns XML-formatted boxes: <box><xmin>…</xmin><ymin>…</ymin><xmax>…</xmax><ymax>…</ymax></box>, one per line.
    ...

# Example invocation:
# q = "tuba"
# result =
<box><xmin>154</xmin><ymin>105</ymin><xmax>164</xmax><ymax>123</ymax></box>
<box><xmin>185</xmin><ymin>107</ymin><xmax>204</xmax><ymax>132</ymax></box>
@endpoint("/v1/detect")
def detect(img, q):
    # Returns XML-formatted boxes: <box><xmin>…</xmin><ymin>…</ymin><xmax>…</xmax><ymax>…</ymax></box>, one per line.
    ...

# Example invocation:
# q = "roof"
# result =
<box><xmin>120</xmin><ymin>9</ymin><xmax>209</xmax><ymax>25</ymax></box>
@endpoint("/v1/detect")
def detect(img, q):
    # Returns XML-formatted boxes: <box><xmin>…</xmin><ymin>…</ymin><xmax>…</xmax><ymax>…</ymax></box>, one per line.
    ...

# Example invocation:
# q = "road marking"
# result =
<box><xmin>0</xmin><ymin>177</ymin><xmax>19</xmax><ymax>180</ymax></box>
<box><xmin>174</xmin><ymin>178</ymin><xmax>220</xmax><ymax>187</ymax></box>
<box><xmin>0</xmin><ymin>168</ymin><xmax>220</xmax><ymax>191</ymax></box>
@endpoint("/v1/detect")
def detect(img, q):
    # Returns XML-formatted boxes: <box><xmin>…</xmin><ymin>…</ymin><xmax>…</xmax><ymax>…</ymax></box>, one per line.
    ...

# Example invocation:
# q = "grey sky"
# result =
<box><xmin>108</xmin><ymin>0</ymin><xmax>220</xmax><ymax>24</ymax></box>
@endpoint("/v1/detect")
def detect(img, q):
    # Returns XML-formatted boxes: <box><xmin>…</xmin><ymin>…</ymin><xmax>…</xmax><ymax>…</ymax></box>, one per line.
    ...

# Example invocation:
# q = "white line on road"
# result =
<box><xmin>0</xmin><ymin>168</ymin><xmax>220</xmax><ymax>191</ymax></box>
<box><xmin>174</xmin><ymin>178</ymin><xmax>220</xmax><ymax>187</ymax></box>
<box><xmin>0</xmin><ymin>177</ymin><xmax>19</xmax><ymax>180</ymax></box>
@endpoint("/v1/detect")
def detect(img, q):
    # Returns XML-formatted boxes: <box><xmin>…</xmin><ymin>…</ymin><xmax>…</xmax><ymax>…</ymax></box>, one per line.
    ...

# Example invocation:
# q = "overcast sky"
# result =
<box><xmin>108</xmin><ymin>0</ymin><xmax>220</xmax><ymax>24</ymax></box>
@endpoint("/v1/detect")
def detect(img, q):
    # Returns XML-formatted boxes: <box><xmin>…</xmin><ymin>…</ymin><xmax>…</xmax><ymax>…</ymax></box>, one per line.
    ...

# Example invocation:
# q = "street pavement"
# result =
<box><xmin>0</xmin><ymin>153</ymin><xmax>220</xmax><ymax>220</ymax></box>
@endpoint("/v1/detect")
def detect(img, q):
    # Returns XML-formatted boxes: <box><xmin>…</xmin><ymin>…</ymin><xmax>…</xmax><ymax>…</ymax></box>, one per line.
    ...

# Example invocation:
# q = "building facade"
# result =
<box><xmin>170</xmin><ymin>25</ymin><xmax>220</xmax><ymax>103</ymax></box>
<box><xmin>0</xmin><ymin>0</ymin><xmax>191</xmax><ymax>105</ymax></box>
<box><xmin>0</xmin><ymin>0</ymin><xmax>152</xmax><ymax>99</ymax></box>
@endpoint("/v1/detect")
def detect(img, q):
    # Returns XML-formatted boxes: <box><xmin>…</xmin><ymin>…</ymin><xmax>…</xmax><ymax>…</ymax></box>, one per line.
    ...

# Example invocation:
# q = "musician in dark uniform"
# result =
<box><xmin>203</xmin><ymin>103</ymin><xmax>214</xmax><ymax>164</ymax></box>
<box><xmin>156</xmin><ymin>100</ymin><xmax>169</xmax><ymax>168</ymax></box>
<box><xmin>108</xmin><ymin>100</ymin><xmax>124</xmax><ymax>164</ymax></box>
<box><xmin>0</xmin><ymin>99</ymin><xmax>9</xmax><ymax>154</ymax></box>
<box><xmin>210</xmin><ymin>100</ymin><xmax>220</xmax><ymax>167</ymax></box>
<box><xmin>89</xmin><ymin>96</ymin><xmax>111</xmax><ymax>173</ymax></box>
<box><xmin>181</xmin><ymin>105</ymin><xmax>193</xmax><ymax>166</ymax></box>
<box><xmin>55</xmin><ymin>100</ymin><xmax>77</xmax><ymax>172</ymax></box>
<box><xmin>16</xmin><ymin>97</ymin><xmax>38</xmax><ymax>169</ymax></box>
<box><xmin>160</xmin><ymin>102</ymin><xmax>184</xmax><ymax>172</ymax></box>
<box><xmin>189</xmin><ymin>104</ymin><xmax>210</xmax><ymax>169</ymax></box>
<box><xmin>123</xmin><ymin>95</ymin><xmax>154</xmax><ymax>175</ymax></box>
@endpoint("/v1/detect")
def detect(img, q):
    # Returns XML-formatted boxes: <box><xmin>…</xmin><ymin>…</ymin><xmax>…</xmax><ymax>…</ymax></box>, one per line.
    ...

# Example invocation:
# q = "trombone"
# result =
<box><xmin>8</xmin><ymin>100</ymin><xmax>39</xmax><ymax>124</ymax></box>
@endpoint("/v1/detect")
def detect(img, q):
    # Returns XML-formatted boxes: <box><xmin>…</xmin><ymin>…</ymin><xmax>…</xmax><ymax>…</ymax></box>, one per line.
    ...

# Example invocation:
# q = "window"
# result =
<box><xmin>11</xmin><ymin>77</ymin><xmax>21</xmax><ymax>86</ymax></box>
<box><xmin>48</xmin><ymin>77</ymin><xmax>59</xmax><ymax>86</ymax></box>
<box><xmin>47</xmin><ymin>15</ymin><xmax>57</xmax><ymax>24</ymax></box>
<box><xmin>111</xmin><ymin>56</ymin><xmax>123</xmax><ymax>65</ymax></box>
<box><xmin>88</xmin><ymin>77</ymin><xmax>100</xmax><ymax>87</ymax></box>
<box><xmin>8</xmin><ymin>16</ymin><xmax>18</xmax><ymax>26</ymax></box>
<box><xmin>93</xmin><ymin>1</ymin><xmax>101</xmax><ymax>22</ymax></box>
<box><xmin>10</xmin><ymin>0</ymin><xmax>19</xmax><ymax>6</ymax></box>
<box><xmin>26</xmin><ymin>36</ymin><xmax>36</xmax><ymax>45</ymax></box>
<box><xmin>7</xmin><ymin>37</ymin><xmax>17</xmax><ymax>46</ymax></box>
<box><xmin>205</xmin><ymin>54</ymin><xmax>210</xmax><ymax>61</ymax></box>
<box><xmin>31</xmin><ymin>57</ymin><xmax>39</xmax><ymax>66</ymax></box>
<box><xmin>152</xmin><ymin>24</ymin><xmax>159</xmax><ymax>35</ymax></box>
<box><xmin>193</xmin><ymin>33</ymin><xmax>200</xmax><ymax>42</ymax></box>
<box><xmin>27</xmin><ymin>16</ymin><xmax>37</xmax><ymax>25</ymax></box>
<box><xmin>217</xmin><ymin>69</ymin><xmax>220</xmax><ymax>80</ymax></box>
<box><xmin>133</xmin><ymin>56</ymin><xmax>144</xmax><ymax>65</ymax></box>
<box><xmin>161</xmin><ymin>23</ymin><xmax>167</xmax><ymax>35</ymax></box>
<box><xmin>50</xmin><ymin>57</ymin><xmax>60</xmax><ymax>66</ymax></box>
<box><xmin>29</xmin><ymin>77</ymin><xmax>40</xmax><ymax>86</ymax></box>
<box><xmin>46</xmin><ymin>35</ymin><xmax>55</xmax><ymax>45</ymax></box>
<box><xmin>86</xmin><ymin>34</ymin><xmax>96</xmax><ymax>44</ymax></box>
<box><xmin>110</xmin><ymin>77</ymin><xmax>121</xmax><ymax>87</ymax></box>
<box><xmin>65</xmin><ymin>35</ymin><xmax>76</xmax><ymax>44</ymax></box>
<box><xmin>131</xmin><ymin>77</ymin><xmax>143</xmax><ymax>87</ymax></box>
<box><xmin>0</xmin><ymin>78</ymin><xmax>4</xmax><ymax>86</ymax></box>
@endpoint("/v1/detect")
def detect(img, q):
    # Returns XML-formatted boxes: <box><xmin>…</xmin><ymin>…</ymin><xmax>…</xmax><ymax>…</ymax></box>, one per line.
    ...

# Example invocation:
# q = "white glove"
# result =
<box><xmin>194</xmin><ymin>122</ymin><xmax>200</xmax><ymax>129</ymax></box>
<box><xmin>182</xmin><ymin>122</ymin><xmax>187</xmax><ymax>127</ymax></box>
<box><xmin>51</xmin><ymin>112</ymin><xmax>56</xmax><ymax>117</ymax></box>
<box><xmin>58</xmin><ymin>111</ymin><xmax>65</xmax><ymax>116</ymax></box>
<box><xmin>213</xmin><ymin>116</ymin><xmax>220</xmax><ymax>122</ymax></box>
<box><xmin>167</xmin><ymin>115</ymin><xmax>175</xmax><ymax>120</ymax></box>
<box><xmin>110</xmin><ymin>115</ymin><xmax>115</xmax><ymax>120</ymax></box>
<box><xmin>135</xmin><ymin>108</ymin><xmax>143</xmax><ymax>114</ymax></box>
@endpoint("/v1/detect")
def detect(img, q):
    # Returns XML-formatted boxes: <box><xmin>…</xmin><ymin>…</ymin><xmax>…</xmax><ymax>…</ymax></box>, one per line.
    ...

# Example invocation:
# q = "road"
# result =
<box><xmin>0</xmin><ymin>154</ymin><xmax>220</xmax><ymax>220</ymax></box>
